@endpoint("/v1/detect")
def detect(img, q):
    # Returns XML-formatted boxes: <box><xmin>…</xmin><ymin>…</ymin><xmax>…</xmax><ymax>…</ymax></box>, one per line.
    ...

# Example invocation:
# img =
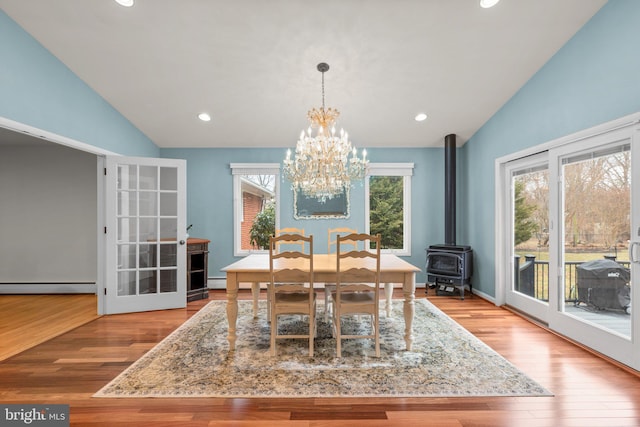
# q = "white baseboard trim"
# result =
<box><xmin>471</xmin><ymin>288</ymin><xmax>496</xmax><ymax>304</ymax></box>
<box><xmin>0</xmin><ymin>283</ymin><xmax>97</xmax><ymax>294</ymax></box>
<box><xmin>207</xmin><ymin>278</ymin><xmax>226</xmax><ymax>289</ymax></box>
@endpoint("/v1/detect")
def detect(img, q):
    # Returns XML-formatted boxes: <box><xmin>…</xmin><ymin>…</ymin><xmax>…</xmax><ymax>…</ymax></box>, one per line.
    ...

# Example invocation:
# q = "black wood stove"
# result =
<box><xmin>426</xmin><ymin>134</ymin><xmax>473</xmax><ymax>299</ymax></box>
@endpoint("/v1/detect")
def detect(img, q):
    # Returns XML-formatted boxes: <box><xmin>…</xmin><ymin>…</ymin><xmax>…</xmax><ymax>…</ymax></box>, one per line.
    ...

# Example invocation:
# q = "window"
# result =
<box><xmin>230</xmin><ymin>163</ymin><xmax>280</xmax><ymax>256</ymax></box>
<box><xmin>365</xmin><ymin>163</ymin><xmax>413</xmax><ymax>255</ymax></box>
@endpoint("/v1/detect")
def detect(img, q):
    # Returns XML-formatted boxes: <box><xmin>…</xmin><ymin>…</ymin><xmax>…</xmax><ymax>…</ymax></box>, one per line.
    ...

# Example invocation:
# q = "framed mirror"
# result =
<box><xmin>293</xmin><ymin>187</ymin><xmax>350</xmax><ymax>219</ymax></box>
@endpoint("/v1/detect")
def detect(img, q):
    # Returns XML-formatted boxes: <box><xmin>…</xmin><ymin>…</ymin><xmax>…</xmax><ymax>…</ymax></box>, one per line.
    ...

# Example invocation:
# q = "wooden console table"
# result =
<box><xmin>187</xmin><ymin>238</ymin><xmax>210</xmax><ymax>301</ymax></box>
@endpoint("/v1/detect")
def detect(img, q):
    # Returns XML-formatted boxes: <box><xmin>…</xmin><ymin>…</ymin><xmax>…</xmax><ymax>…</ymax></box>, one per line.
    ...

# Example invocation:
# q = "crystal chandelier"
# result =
<box><xmin>283</xmin><ymin>62</ymin><xmax>368</xmax><ymax>202</ymax></box>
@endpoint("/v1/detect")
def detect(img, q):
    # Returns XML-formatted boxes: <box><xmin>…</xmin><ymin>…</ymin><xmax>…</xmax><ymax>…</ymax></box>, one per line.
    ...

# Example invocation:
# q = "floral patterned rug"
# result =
<box><xmin>94</xmin><ymin>299</ymin><xmax>551</xmax><ymax>398</ymax></box>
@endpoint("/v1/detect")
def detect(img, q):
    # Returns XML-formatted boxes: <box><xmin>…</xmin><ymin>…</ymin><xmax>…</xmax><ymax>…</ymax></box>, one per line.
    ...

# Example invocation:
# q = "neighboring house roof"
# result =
<box><xmin>240</xmin><ymin>177</ymin><xmax>274</xmax><ymax>199</ymax></box>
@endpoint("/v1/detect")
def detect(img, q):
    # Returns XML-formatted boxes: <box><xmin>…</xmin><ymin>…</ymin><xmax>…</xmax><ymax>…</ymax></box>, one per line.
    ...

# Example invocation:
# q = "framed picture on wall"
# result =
<box><xmin>293</xmin><ymin>187</ymin><xmax>350</xmax><ymax>219</ymax></box>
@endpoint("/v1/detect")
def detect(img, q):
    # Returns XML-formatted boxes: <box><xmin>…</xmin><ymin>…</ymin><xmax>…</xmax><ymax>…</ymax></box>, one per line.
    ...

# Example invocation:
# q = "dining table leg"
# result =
<box><xmin>226</xmin><ymin>272</ymin><xmax>238</xmax><ymax>351</ymax></box>
<box><xmin>384</xmin><ymin>283</ymin><xmax>393</xmax><ymax>317</ymax></box>
<box><xmin>250</xmin><ymin>282</ymin><xmax>260</xmax><ymax>319</ymax></box>
<box><xmin>402</xmin><ymin>273</ymin><xmax>416</xmax><ymax>351</ymax></box>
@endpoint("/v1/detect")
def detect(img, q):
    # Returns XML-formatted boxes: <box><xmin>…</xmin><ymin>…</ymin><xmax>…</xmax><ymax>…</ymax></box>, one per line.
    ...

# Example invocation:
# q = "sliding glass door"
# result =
<box><xmin>499</xmin><ymin>117</ymin><xmax>640</xmax><ymax>370</ymax></box>
<box><xmin>548</xmin><ymin>131</ymin><xmax>636</xmax><ymax>367</ymax></box>
<box><xmin>504</xmin><ymin>153</ymin><xmax>550</xmax><ymax>322</ymax></box>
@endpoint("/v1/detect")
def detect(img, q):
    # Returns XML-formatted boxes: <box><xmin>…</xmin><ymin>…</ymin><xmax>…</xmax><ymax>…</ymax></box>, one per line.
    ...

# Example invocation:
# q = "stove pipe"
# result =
<box><xmin>444</xmin><ymin>133</ymin><xmax>456</xmax><ymax>245</ymax></box>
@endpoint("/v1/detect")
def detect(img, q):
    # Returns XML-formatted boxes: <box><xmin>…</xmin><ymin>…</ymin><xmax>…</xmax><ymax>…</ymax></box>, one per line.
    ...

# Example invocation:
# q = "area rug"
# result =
<box><xmin>94</xmin><ymin>299</ymin><xmax>551</xmax><ymax>398</ymax></box>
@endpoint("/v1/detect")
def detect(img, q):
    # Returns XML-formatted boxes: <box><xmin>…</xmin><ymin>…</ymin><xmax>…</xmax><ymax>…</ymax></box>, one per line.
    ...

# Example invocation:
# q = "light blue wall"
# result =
<box><xmin>462</xmin><ymin>0</ymin><xmax>640</xmax><ymax>297</ymax></box>
<box><xmin>0</xmin><ymin>10</ymin><xmax>158</xmax><ymax>156</ymax></box>
<box><xmin>162</xmin><ymin>147</ymin><xmax>447</xmax><ymax>283</ymax></box>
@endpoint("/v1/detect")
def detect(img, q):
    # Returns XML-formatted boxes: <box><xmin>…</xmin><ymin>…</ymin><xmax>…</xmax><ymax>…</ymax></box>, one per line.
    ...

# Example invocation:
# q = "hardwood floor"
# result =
<box><xmin>0</xmin><ymin>294</ymin><xmax>99</xmax><ymax>361</ymax></box>
<box><xmin>1</xmin><ymin>290</ymin><xmax>639</xmax><ymax>426</ymax></box>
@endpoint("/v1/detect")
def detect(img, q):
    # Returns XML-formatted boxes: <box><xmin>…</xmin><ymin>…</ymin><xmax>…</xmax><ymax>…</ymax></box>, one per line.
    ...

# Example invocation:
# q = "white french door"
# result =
<box><xmin>498</xmin><ymin>115</ymin><xmax>640</xmax><ymax>370</ymax></box>
<box><xmin>102</xmin><ymin>156</ymin><xmax>187</xmax><ymax>314</ymax></box>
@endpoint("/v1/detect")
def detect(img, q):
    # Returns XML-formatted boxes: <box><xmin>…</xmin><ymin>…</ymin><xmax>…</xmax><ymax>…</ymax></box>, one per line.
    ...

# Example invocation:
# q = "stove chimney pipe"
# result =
<box><xmin>444</xmin><ymin>133</ymin><xmax>456</xmax><ymax>245</ymax></box>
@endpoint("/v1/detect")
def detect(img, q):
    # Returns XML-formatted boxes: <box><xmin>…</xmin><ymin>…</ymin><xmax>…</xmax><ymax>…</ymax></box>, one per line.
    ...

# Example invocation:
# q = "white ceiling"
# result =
<box><xmin>0</xmin><ymin>0</ymin><xmax>607</xmax><ymax>149</ymax></box>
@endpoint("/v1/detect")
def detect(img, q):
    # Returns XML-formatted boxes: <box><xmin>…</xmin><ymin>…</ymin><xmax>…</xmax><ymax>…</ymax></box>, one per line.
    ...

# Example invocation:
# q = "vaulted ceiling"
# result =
<box><xmin>0</xmin><ymin>0</ymin><xmax>607</xmax><ymax>149</ymax></box>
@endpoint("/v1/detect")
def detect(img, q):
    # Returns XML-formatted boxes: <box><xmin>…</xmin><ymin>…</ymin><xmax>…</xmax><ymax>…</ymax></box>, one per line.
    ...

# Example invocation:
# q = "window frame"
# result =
<box><xmin>230</xmin><ymin>163</ymin><xmax>280</xmax><ymax>256</ymax></box>
<box><xmin>365</xmin><ymin>163</ymin><xmax>414</xmax><ymax>256</ymax></box>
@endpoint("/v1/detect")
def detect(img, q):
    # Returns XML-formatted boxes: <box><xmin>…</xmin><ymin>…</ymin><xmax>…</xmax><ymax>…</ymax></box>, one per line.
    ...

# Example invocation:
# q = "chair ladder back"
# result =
<box><xmin>275</xmin><ymin>228</ymin><xmax>305</xmax><ymax>253</ymax></box>
<box><xmin>328</xmin><ymin>227</ymin><xmax>358</xmax><ymax>254</ymax></box>
<box><xmin>268</xmin><ymin>233</ymin><xmax>316</xmax><ymax>357</ymax></box>
<box><xmin>333</xmin><ymin>233</ymin><xmax>381</xmax><ymax>357</ymax></box>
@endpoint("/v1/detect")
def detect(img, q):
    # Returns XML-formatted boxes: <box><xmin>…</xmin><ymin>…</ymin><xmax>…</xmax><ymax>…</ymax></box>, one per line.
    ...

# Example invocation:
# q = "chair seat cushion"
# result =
<box><xmin>275</xmin><ymin>292</ymin><xmax>316</xmax><ymax>304</ymax></box>
<box><xmin>331</xmin><ymin>291</ymin><xmax>375</xmax><ymax>304</ymax></box>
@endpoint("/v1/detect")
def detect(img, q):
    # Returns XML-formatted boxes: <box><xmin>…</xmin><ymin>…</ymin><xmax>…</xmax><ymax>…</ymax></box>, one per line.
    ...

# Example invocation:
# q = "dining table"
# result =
<box><xmin>221</xmin><ymin>253</ymin><xmax>422</xmax><ymax>351</ymax></box>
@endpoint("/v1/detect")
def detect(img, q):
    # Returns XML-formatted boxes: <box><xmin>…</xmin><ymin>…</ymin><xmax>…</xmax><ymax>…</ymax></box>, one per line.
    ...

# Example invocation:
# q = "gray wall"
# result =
<box><xmin>0</xmin><ymin>143</ymin><xmax>97</xmax><ymax>285</ymax></box>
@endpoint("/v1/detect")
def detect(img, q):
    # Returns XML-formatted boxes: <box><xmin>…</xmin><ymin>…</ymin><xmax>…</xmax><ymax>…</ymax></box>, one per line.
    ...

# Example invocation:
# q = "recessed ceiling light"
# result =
<box><xmin>198</xmin><ymin>112</ymin><xmax>211</xmax><ymax>122</ymax></box>
<box><xmin>480</xmin><ymin>0</ymin><xmax>500</xmax><ymax>8</ymax></box>
<box><xmin>115</xmin><ymin>0</ymin><xmax>134</xmax><ymax>7</ymax></box>
<box><xmin>415</xmin><ymin>113</ymin><xmax>428</xmax><ymax>122</ymax></box>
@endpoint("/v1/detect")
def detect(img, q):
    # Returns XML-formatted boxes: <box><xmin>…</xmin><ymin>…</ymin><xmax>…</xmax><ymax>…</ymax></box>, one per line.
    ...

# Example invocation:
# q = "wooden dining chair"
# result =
<box><xmin>332</xmin><ymin>233</ymin><xmax>381</xmax><ymax>357</ymax></box>
<box><xmin>269</xmin><ymin>233</ymin><xmax>316</xmax><ymax>357</ymax></box>
<box><xmin>325</xmin><ymin>227</ymin><xmax>358</xmax><ymax>321</ymax></box>
<box><xmin>251</xmin><ymin>228</ymin><xmax>306</xmax><ymax>320</ymax></box>
<box><xmin>275</xmin><ymin>228</ymin><xmax>305</xmax><ymax>253</ymax></box>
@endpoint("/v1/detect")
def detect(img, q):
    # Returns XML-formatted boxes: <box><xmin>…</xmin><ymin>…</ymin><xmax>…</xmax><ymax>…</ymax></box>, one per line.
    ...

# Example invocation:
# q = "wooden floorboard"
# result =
<box><xmin>0</xmin><ymin>289</ymin><xmax>639</xmax><ymax>426</ymax></box>
<box><xmin>0</xmin><ymin>294</ymin><xmax>100</xmax><ymax>361</ymax></box>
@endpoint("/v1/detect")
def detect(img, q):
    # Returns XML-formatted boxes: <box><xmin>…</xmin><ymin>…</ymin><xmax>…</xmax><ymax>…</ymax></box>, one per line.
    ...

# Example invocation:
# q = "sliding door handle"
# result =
<box><xmin>629</xmin><ymin>242</ymin><xmax>640</xmax><ymax>264</ymax></box>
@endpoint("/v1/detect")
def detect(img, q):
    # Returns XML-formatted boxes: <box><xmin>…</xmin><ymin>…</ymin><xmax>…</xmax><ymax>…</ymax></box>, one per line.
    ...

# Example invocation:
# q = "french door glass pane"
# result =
<box><xmin>117</xmin><ymin>244</ymin><xmax>136</xmax><ymax>269</ymax></box>
<box><xmin>561</xmin><ymin>144</ymin><xmax>631</xmax><ymax>338</ymax></box>
<box><xmin>139</xmin><ymin>191</ymin><xmax>157</xmax><ymax>216</ymax></box>
<box><xmin>139</xmin><ymin>270</ymin><xmax>158</xmax><ymax>294</ymax></box>
<box><xmin>160</xmin><ymin>244</ymin><xmax>177</xmax><ymax>267</ymax></box>
<box><xmin>139</xmin><ymin>217</ymin><xmax>158</xmax><ymax>241</ymax></box>
<box><xmin>160</xmin><ymin>167</ymin><xmax>178</xmax><ymax>191</ymax></box>
<box><xmin>117</xmin><ymin>191</ymin><xmax>136</xmax><ymax>216</ymax></box>
<box><xmin>160</xmin><ymin>269</ymin><xmax>177</xmax><ymax>293</ymax></box>
<box><xmin>117</xmin><ymin>164</ymin><xmax>137</xmax><ymax>190</ymax></box>
<box><xmin>139</xmin><ymin>165</ymin><xmax>157</xmax><ymax>190</ymax></box>
<box><xmin>117</xmin><ymin>217</ymin><xmax>137</xmax><ymax>242</ymax></box>
<box><xmin>117</xmin><ymin>270</ymin><xmax>136</xmax><ymax>296</ymax></box>
<box><xmin>139</xmin><ymin>243</ymin><xmax>156</xmax><ymax>268</ymax></box>
<box><xmin>160</xmin><ymin>192</ymin><xmax>178</xmax><ymax>216</ymax></box>
<box><xmin>160</xmin><ymin>218</ymin><xmax>177</xmax><ymax>240</ymax></box>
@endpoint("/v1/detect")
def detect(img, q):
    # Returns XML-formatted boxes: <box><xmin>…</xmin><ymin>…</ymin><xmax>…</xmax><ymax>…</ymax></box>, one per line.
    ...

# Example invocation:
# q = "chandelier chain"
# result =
<box><xmin>321</xmin><ymin>69</ymin><xmax>325</xmax><ymax>111</ymax></box>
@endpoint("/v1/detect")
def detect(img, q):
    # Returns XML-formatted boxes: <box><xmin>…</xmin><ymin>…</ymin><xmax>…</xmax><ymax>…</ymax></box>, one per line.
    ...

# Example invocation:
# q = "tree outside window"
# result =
<box><xmin>366</xmin><ymin>163</ymin><xmax>413</xmax><ymax>255</ymax></box>
<box><xmin>369</xmin><ymin>176</ymin><xmax>403</xmax><ymax>249</ymax></box>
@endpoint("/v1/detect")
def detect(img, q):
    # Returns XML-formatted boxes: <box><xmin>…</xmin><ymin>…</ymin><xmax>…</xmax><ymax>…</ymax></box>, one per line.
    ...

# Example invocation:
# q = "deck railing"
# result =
<box><xmin>514</xmin><ymin>255</ymin><xmax>630</xmax><ymax>302</ymax></box>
